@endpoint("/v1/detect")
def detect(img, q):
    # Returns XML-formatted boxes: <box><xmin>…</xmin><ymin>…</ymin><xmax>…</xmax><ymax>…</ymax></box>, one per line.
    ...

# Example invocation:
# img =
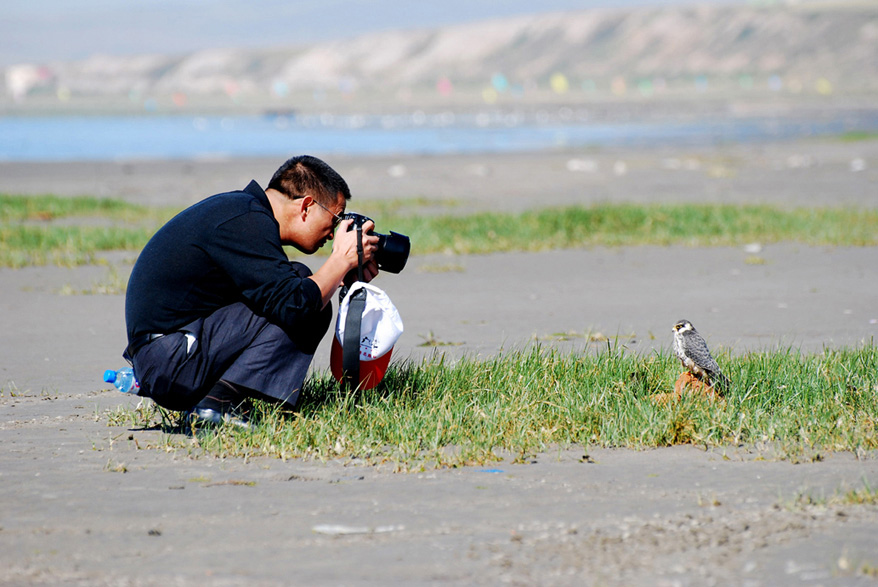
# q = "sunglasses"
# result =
<box><xmin>311</xmin><ymin>199</ymin><xmax>343</xmax><ymax>229</ymax></box>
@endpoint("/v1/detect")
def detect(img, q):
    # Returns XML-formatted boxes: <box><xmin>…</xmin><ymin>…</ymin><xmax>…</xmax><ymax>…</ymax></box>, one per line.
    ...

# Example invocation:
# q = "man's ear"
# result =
<box><xmin>297</xmin><ymin>195</ymin><xmax>314</xmax><ymax>219</ymax></box>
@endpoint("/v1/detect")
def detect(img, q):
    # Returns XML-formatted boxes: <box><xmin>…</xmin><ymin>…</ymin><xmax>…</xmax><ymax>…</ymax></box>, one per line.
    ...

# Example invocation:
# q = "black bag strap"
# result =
<box><xmin>342</xmin><ymin>288</ymin><xmax>366</xmax><ymax>388</ymax></box>
<box><xmin>341</xmin><ymin>225</ymin><xmax>367</xmax><ymax>389</ymax></box>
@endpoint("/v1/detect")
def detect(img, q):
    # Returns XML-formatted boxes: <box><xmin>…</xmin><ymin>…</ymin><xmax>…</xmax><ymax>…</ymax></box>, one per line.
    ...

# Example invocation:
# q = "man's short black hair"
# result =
<box><xmin>268</xmin><ymin>155</ymin><xmax>351</xmax><ymax>205</ymax></box>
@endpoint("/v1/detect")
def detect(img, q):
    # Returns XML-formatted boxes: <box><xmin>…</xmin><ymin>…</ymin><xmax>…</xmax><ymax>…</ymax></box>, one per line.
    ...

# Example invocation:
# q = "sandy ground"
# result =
<box><xmin>1</xmin><ymin>138</ymin><xmax>877</xmax><ymax>585</ymax></box>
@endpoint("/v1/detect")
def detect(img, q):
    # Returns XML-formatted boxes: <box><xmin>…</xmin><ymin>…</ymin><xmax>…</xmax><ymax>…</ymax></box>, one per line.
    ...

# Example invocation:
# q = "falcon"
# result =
<box><xmin>672</xmin><ymin>319</ymin><xmax>730</xmax><ymax>392</ymax></box>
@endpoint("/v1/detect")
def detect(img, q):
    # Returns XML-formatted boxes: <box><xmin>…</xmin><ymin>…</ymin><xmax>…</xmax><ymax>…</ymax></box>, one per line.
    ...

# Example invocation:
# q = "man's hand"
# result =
<box><xmin>309</xmin><ymin>218</ymin><xmax>382</xmax><ymax>308</ymax></box>
<box><xmin>332</xmin><ymin>218</ymin><xmax>380</xmax><ymax>275</ymax></box>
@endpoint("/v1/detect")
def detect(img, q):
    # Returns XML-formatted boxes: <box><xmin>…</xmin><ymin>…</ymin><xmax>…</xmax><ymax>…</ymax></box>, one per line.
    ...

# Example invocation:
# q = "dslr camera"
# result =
<box><xmin>343</xmin><ymin>212</ymin><xmax>410</xmax><ymax>274</ymax></box>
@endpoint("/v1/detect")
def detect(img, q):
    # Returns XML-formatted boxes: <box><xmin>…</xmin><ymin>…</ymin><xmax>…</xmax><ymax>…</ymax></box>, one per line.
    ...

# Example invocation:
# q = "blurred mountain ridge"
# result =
<box><xmin>5</xmin><ymin>3</ymin><xmax>878</xmax><ymax>110</ymax></box>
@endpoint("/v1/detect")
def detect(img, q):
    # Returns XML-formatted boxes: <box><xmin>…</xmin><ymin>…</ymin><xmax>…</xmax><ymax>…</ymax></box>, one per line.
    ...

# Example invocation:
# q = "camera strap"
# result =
<box><xmin>342</xmin><ymin>224</ymin><xmax>367</xmax><ymax>388</ymax></box>
<box><xmin>355</xmin><ymin>223</ymin><xmax>365</xmax><ymax>283</ymax></box>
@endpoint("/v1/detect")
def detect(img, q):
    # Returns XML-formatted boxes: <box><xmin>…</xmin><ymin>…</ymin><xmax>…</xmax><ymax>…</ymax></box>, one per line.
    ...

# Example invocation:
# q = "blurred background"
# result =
<box><xmin>3</xmin><ymin>0</ymin><xmax>878</xmax><ymax>161</ymax></box>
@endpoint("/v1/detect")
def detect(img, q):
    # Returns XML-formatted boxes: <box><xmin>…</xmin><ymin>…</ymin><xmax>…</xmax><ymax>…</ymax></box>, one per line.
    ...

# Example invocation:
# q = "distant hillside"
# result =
<box><xmin>4</xmin><ymin>3</ymin><xmax>878</xmax><ymax>112</ymax></box>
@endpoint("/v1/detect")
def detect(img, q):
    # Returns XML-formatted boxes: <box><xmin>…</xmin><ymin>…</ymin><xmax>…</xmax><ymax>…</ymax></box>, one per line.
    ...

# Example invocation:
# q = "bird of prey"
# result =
<box><xmin>672</xmin><ymin>319</ymin><xmax>730</xmax><ymax>392</ymax></box>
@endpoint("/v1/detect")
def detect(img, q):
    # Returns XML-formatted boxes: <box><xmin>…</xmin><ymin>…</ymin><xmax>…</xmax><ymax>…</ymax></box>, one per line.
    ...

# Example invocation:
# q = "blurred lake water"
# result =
<box><xmin>2</xmin><ymin>109</ymin><xmax>878</xmax><ymax>162</ymax></box>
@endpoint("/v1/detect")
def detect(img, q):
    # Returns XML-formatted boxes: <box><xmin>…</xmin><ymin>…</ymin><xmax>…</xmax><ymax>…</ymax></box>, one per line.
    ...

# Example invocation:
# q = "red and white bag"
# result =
<box><xmin>330</xmin><ymin>282</ymin><xmax>403</xmax><ymax>390</ymax></box>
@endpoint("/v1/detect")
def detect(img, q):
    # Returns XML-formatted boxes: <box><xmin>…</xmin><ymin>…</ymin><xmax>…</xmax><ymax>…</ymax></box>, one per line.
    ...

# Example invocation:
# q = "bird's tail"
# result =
<box><xmin>711</xmin><ymin>372</ymin><xmax>731</xmax><ymax>393</ymax></box>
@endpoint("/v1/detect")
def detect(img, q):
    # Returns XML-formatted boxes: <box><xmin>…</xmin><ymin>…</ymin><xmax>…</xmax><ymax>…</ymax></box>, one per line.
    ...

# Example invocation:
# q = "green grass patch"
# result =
<box><xmin>109</xmin><ymin>343</ymin><xmax>878</xmax><ymax>469</ymax></box>
<box><xmin>0</xmin><ymin>194</ymin><xmax>178</xmax><ymax>267</ymax></box>
<box><xmin>390</xmin><ymin>204</ymin><xmax>878</xmax><ymax>254</ymax></box>
<box><xmin>0</xmin><ymin>224</ymin><xmax>157</xmax><ymax>267</ymax></box>
<box><xmin>837</xmin><ymin>130</ymin><xmax>878</xmax><ymax>143</ymax></box>
<box><xmin>3</xmin><ymin>193</ymin><xmax>878</xmax><ymax>267</ymax></box>
<box><xmin>0</xmin><ymin>193</ymin><xmax>176</xmax><ymax>223</ymax></box>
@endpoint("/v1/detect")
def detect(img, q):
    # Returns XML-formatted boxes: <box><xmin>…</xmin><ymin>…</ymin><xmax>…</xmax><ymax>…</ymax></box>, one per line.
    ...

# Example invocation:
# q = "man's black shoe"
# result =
<box><xmin>186</xmin><ymin>380</ymin><xmax>253</xmax><ymax>430</ymax></box>
<box><xmin>186</xmin><ymin>407</ymin><xmax>252</xmax><ymax>430</ymax></box>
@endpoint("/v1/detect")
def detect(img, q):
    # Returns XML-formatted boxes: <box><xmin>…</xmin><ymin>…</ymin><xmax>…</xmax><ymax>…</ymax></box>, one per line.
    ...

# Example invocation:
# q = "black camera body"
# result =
<box><xmin>343</xmin><ymin>212</ymin><xmax>410</xmax><ymax>274</ymax></box>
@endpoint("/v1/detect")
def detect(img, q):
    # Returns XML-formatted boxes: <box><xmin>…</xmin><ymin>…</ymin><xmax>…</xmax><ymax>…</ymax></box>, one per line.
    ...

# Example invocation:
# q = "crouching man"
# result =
<box><xmin>123</xmin><ymin>155</ymin><xmax>378</xmax><ymax>425</ymax></box>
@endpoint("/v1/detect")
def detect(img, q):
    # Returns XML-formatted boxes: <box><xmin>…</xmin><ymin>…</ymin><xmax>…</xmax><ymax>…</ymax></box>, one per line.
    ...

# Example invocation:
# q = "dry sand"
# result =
<box><xmin>1</xmin><ymin>138</ymin><xmax>877</xmax><ymax>585</ymax></box>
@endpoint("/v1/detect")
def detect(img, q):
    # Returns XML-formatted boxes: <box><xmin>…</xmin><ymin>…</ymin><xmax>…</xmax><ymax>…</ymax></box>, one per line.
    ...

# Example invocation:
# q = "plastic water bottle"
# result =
<box><xmin>103</xmin><ymin>367</ymin><xmax>140</xmax><ymax>394</ymax></box>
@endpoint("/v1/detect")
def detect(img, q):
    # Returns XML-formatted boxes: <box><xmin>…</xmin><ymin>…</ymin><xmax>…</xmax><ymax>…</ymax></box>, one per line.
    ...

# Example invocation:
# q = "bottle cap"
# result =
<box><xmin>103</xmin><ymin>369</ymin><xmax>116</xmax><ymax>383</ymax></box>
